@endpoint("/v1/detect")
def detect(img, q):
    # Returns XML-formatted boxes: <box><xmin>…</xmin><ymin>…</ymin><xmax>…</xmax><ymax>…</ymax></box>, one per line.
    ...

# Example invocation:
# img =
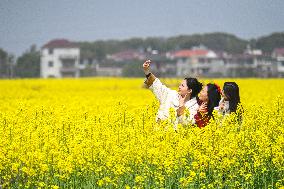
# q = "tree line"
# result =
<box><xmin>0</xmin><ymin>32</ymin><xmax>283</xmax><ymax>78</ymax></box>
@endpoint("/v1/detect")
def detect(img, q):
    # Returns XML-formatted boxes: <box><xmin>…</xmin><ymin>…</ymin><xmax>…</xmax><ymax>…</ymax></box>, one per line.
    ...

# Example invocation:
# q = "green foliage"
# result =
<box><xmin>76</xmin><ymin>32</ymin><xmax>283</xmax><ymax>63</ymax></box>
<box><xmin>0</xmin><ymin>48</ymin><xmax>9</xmax><ymax>77</ymax></box>
<box><xmin>122</xmin><ymin>61</ymin><xmax>144</xmax><ymax>77</ymax></box>
<box><xmin>0</xmin><ymin>48</ymin><xmax>15</xmax><ymax>78</ymax></box>
<box><xmin>15</xmin><ymin>47</ymin><xmax>40</xmax><ymax>78</ymax></box>
<box><xmin>80</xmin><ymin>65</ymin><xmax>96</xmax><ymax>77</ymax></box>
<box><xmin>255</xmin><ymin>32</ymin><xmax>284</xmax><ymax>53</ymax></box>
<box><xmin>168</xmin><ymin>32</ymin><xmax>248</xmax><ymax>53</ymax></box>
<box><xmin>78</xmin><ymin>32</ymin><xmax>250</xmax><ymax>57</ymax></box>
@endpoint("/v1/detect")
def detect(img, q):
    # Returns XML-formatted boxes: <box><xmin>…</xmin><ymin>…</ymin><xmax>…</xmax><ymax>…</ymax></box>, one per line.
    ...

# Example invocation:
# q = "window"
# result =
<box><xmin>48</xmin><ymin>61</ymin><xmax>53</xmax><ymax>67</ymax></box>
<box><xmin>198</xmin><ymin>58</ymin><xmax>205</xmax><ymax>63</ymax></box>
<box><xmin>48</xmin><ymin>48</ymin><xmax>53</xmax><ymax>54</ymax></box>
<box><xmin>61</xmin><ymin>59</ymin><xmax>75</xmax><ymax>67</ymax></box>
<box><xmin>281</xmin><ymin>61</ymin><xmax>284</xmax><ymax>66</ymax></box>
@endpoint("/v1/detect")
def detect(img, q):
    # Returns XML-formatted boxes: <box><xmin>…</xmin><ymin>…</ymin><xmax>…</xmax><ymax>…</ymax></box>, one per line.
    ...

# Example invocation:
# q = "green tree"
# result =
<box><xmin>255</xmin><ymin>32</ymin><xmax>284</xmax><ymax>53</ymax></box>
<box><xmin>80</xmin><ymin>65</ymin><xmax>96</xmax><ymax>77</ymax></box>
<box><xmin>0</xmin><ymin>48</ymin><xmax>9</xmax><ymax>78</ymax></box>
<box><xmin>167</xmin><ymin>32</ymin><xmax>248</xmax><ymax>53</ymax></box>
<box><xmin>77</xmin><ymin>32</ymin><xmax>283</xmax><ymax>63</ymax></box>
<box><xmin>0</xmin><ymin>48</ymin><xmax>15</xmax><ymax>78</ymax></box>
<box><xmin>15</xmin><ymin>45</ymin><xmax>40</xmax><ymax>78</ymax></box>
<box><xmin>122</xmin><ymin>61</ymin><xmax>144</xmax><ymax>77</ymax></box>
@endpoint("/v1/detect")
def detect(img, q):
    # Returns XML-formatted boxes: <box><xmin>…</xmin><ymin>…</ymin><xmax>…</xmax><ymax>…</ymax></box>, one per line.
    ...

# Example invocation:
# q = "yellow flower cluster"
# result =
<box><xmin>0</xmin><ymin>78</ymin><xmax>284</xmax><ymax>188</ymax></box>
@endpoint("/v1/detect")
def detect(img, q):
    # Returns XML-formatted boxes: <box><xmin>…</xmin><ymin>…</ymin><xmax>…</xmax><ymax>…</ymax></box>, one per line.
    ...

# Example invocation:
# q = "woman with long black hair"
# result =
<box><xmin>194</xmin><ymin>83</ymin><xmax>222</xmax><ymax>128</ymax></box>
<box><xmin>143</xmin><ymin>60</ymin><xmax>203</xmax><ymax>125</ymax></box>
<box><xmin>216</xmin><ymin>82</ymin><xmax>241</xmax><ymax>115</ymax></box>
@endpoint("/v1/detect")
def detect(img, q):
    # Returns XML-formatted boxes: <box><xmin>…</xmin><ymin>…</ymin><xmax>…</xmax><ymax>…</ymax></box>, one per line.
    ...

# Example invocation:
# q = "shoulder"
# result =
<box><xmin>185</xmin><ymin>97</ymin><xmax>199</xmax><ymax>108</ymax></box>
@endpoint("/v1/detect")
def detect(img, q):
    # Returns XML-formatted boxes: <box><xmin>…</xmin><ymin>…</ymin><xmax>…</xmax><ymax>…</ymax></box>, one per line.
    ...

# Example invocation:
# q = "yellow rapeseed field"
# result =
<box><xmin>0</xmin><ymin>78</ymin><xmax>284</xmax><ymax>188</ymax></box>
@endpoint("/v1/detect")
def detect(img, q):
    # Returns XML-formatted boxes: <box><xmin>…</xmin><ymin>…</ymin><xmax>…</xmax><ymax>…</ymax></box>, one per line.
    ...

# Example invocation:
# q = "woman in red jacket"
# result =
<box><xmin>194</xmin><ymin>83</ymin><xmax>221</xmax><ymax>128</ymax></box>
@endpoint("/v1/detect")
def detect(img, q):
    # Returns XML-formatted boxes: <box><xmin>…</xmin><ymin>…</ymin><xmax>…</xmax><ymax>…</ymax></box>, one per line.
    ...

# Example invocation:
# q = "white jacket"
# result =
<box><xmin>149</xmin><ymin>78</ymin><xmax>199</xmax><ymax>124</ymax></box>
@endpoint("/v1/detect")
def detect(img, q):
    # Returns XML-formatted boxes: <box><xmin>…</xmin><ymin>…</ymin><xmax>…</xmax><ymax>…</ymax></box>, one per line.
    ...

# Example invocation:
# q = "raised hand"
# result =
<box><xmin>178</xmin><ymin>93</ymin><xmax>188</xmax><ymax>107</ymax></box>
<box><xmin>219</xmin><ymin>102</ymin><xmax>225</xmax><ymax>110</ymax></box>
<box><xmin>198</xmin><ymin>102</ymin><xmax>208</xmax><ymax>113</ymax></box>
<box><xmin>143</xmin><ymin>60</ymin><xmax>151</xmax><ymax>75</ymax></box>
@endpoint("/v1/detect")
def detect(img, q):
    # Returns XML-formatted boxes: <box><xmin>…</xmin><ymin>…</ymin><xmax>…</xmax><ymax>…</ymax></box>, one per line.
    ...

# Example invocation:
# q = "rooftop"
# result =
<box><xmin>42</xmin><ymin>39</ymin><xmax>78</xmax><ymax>49</ymax></box>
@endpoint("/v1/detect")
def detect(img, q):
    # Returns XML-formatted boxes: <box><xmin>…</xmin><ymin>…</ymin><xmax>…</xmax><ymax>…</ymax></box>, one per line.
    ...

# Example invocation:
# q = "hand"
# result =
<box><xmin>198</xmin><ymin>102</ymin><xmax>207</xmax><ymax>113</ymax></box>
<box><xmin>178</xmin><ymin>93</ymin><xmax>188</xmax><ymax>107</ymax></box>
<box><xmin>143</xmin><ymin>60</ymin><xmax>151</xmax><ymax>75</ymax></box>
<box><xmin>219</xmin><ymin>102</ymin><xmax>225</xmax><ymax>110</ymax></box>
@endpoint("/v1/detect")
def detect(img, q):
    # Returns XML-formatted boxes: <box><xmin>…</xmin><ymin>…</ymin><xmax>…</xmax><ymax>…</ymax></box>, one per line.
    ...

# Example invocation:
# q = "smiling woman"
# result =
<box><xmin>143</xmin><ymin>60</ymin><xmax>203</xmax><ymax>125</ymax></box>
<box><xmin>194</xmin><ymin>83</ymin><xmax>222</xmax><ymax>128</ymax></box>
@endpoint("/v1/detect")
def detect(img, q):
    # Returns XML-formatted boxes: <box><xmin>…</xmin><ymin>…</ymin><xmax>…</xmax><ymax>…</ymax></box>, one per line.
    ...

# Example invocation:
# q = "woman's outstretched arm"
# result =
<box><xmin>142</xmin><ymin>60</ymin><xmax>173</xmax><ymax>103</ymax></box>
<box><xmin>143</xmin><ymin>60</ymin><xmax>156</xmax><ymax>87</ymax></box>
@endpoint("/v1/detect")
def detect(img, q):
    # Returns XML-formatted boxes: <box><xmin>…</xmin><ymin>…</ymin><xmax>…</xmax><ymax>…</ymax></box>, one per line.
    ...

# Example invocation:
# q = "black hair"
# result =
<box><xmin>207</xmin><ymin>83</ymin><xmax>221</xmax><ymax>116</ymax></box>
<box><xmin>223</xmin><ymin>82</ymin><xmax>240</xmax><ymax>113</ymax></box>
<box><xmin>184</xmin><ymin>78</ymin><xmax>203</xmax><ymax>98</ymax></box>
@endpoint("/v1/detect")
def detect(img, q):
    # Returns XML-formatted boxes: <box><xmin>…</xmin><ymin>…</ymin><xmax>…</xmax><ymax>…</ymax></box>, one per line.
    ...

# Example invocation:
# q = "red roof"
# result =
<box><xmin>273</xmin><ymin>48</ymin><xmax>284</xmax><ymax>55</ymax></box>
<box><xmin>172</xmin><ymin>49</ymin><xmax>209</xmax><ymax>58</ymax></box>
<box><xmin>42</xmin><ymin>39</ymin><xmax>77</xmax><ymax>49</ymax></box>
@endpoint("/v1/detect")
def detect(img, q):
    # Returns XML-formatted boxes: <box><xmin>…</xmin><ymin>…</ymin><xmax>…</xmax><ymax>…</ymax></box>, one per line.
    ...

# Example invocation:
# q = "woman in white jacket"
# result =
<box><xmin>143</xmin><ymin>60</ymin><xmax>202</xmax><ymax>125</ymax></box>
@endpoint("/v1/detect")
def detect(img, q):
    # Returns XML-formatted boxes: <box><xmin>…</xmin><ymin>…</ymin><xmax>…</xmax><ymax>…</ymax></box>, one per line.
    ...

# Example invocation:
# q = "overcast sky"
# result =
<box><xmin>0</xmin><ymin>0</ymin><xmax>284</xmax><ymax>56</ymax></box>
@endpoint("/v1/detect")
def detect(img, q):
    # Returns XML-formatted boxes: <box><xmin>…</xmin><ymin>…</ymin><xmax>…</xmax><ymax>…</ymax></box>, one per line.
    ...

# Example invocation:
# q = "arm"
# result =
<box><xmin>176</xmin><ymin>106</ymin><xmax>186</xmax><ymax>117</ymax></box>
<box><xmin>143</xmin><ymin>60</ymin><xmax>172</xmax><ymax>102</ymax></box>
<box><xmin>194</xmin><ymin>102</ymin><xmax>209</xmax><ymax>128</ymax></box>
<box><xmin>143</xmin><ymin>60</ymin><xmax>156</xmax><ymax>87</ymax></box>
<box><xmin>144</xmin><ymin>73</ymin><xmax>156</xmax><ymax>88</ymax></box>
<box><xmin>176</xmin><ymin>94</ymin><xmax>189</xmax><ymax>117</ymax></box>
<box><xmin>194</xmin><ymin>111</ymin><xmax>208</xmax><ymax>128</ymax></box>
<box><xmin>177</xmin><ymin>99</ymin><xmax>198</xmax><ymax>125</ymax></box>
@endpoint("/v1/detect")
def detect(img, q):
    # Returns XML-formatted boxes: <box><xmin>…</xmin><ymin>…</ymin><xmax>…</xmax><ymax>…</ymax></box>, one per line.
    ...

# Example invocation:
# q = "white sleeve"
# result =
<box><xmin>149</xmin><ymin>78</ymin><xmax>172</xmax><ymax>103</ymax></box>
<box><xmin>215</xmin><ymin>98</ymin><xmax>226</xmax><ymax>115</ymax></box>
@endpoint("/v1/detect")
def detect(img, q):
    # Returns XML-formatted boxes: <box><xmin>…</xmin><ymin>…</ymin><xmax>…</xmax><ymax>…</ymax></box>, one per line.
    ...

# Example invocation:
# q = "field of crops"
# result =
<box><xmin>0</xmin><ymin>78</ymin><xmax>284</xmax><ymax>188</ymax></box>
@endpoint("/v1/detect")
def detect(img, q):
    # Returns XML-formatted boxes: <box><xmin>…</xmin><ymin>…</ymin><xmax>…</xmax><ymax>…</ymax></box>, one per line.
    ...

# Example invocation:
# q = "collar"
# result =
<box><xmin>185</xmin><ymin>97</ymin><xmax>198</xmax><ymax>108</ymax></box>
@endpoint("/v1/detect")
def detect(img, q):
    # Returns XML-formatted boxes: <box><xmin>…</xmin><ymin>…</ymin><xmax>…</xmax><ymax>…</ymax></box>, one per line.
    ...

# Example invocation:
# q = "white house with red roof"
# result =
<box><xmin>172</xmin><ymin>47</ymin><xmax>224</xmax><ymax>77</ymax></box>
<box><xmin>40</xmin><ymin>39</ymin><xmax>81</xmax><ymax>78</ymax></box>
<box><xmin>272</xmin><ymin>48</ymin><xmax>284</xmax><ymax>60</ymax></box>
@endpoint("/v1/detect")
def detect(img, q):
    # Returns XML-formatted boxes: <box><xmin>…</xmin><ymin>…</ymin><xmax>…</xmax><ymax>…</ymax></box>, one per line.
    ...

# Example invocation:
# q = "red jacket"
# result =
<box><xmin>194</xmin><ymin>99</ymin><xmax>210</xmax><ymax>128</ymax></box>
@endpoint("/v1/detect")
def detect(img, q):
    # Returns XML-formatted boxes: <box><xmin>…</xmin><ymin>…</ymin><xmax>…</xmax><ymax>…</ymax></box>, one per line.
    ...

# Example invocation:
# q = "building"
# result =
<box><xmin>95</xmin><ymin>64</ymin><xmax>123</xmax><ymax>76</ymax></box>
<box><xmin>106</xmin><ymin>49</ymin><xmax>146</xmax><ymax>62</ymax></box>
<box><xmin>172</xmin><ymin>44</ymin><xmax>280</xmax><ymax>78</ymax></box>
<box><xmin>223</xmin><ymin>54</ymin><xmax>277</xmax><ymax>77</ymax></box>
<box><xmin>147</xmin><ymin>53</ymin><xmax>177</xmax><ymax>77</ymax></box>
<box><xmin>172</xmin><ymin>47</ymin><xmax>224</xmax><ymax>77</ymax></box>
<box><xmin>40</xmin><ymin>39</ymin><xmax>81</xmax><ymax>78</ymax></box>
<box><xmin>272</xmin><ymin>48</ymin><xmax>284</xmax><ymax>77</ymax></box>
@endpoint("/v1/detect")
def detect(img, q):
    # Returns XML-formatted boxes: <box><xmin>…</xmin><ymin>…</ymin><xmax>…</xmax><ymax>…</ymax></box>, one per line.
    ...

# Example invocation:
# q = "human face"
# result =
<box><xmin>178</xmin><ymin>80</ymin><xmax>191</xmax><ymax>97</ymax></box>
<box><xmin>199</xmin><ymin>86</ymin><xmax>209</xmax><ymax>102</ymax></box>
<box><xmin>222</xmin><ymin>90</ymin><xmax>229</xmax><ymax>100</ymax></box>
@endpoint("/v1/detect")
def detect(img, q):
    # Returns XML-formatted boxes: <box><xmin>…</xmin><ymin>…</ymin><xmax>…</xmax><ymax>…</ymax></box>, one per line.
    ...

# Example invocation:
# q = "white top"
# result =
<box><xmin>149</xmin><ymin>78</ymin><xmax>199</xmax><ymax>124</ymax></box>
<box><xmin>214</xmin><ymin>97</ymin><xmax>230</xmax><ymax>115</ymax></box>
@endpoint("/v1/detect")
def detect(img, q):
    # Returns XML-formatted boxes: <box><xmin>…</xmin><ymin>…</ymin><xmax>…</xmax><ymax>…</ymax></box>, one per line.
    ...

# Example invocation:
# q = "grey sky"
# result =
<box><xmin>0</xmin><ymin>0</ymin><xmax>283</xmax><ymax>56</ymax></box>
